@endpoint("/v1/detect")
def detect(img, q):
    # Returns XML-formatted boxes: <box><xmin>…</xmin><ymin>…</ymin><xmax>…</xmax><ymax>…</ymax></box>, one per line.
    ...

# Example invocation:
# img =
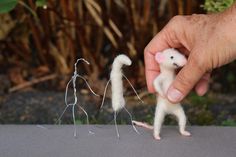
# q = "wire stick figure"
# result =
<box><xmin>57</xmin><ymin>58</ymin><xmax>99</xmax><ymax>137</ymax></box>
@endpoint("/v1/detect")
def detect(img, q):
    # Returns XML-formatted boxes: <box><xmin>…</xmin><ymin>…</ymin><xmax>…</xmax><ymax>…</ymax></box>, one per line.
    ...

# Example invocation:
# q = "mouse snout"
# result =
<box><xmin>178</xmin><ymin>57</ymin><xmax>187</xmax><ymax>67</ymax></box>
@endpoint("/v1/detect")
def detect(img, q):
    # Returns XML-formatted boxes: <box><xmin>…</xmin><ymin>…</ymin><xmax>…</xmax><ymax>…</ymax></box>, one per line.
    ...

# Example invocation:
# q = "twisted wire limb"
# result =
<box><xmin>56</xmin><ymin>58</ymin><xmax>97</xmax><ymax>137</ymax></box>
<box><xmin>76</xmin><ymin>74</ymin><xmax>99</xmax><ymax>97</ymax></box>
<box><xmin>122</xmin><ymin>74</ymin><xmax>144</xmax><ymax>104</ymax></box>
<box><xmin>114</xmin><ymin>111</ymin><xmax>120</xmax><ymax>139</ymax></box>
<box><xmin>100</xmin><ymin>79</ymin><xmax>111</xmax><ymax>109</ymax></box>
<box><xmin>78</xmin><ymin>105</ymin><xmax>94</xmax><ymax>134</ymax></box>
<box><xmin>55</xmin><ymin>78</ymin><xmax>73</xmax><ymax>125</ymax></box>
<box><xmin>56</xmin><ymin>105</ymin><xmax>69</xmax><ymax>125</ymax></box>
<box><xmin>65</xmin><ymin>78</ymin><xmax>73</xmax><ymax>106</ymax></box>
<box><xmin>124</xmin><ymin>107</ymin><xmax>140</xmax><ymax>134</ymax></box>
<box><xmin>72</xmin><ymin>103</ymin><xmax>77</xmax><ymax>137</ymax></box>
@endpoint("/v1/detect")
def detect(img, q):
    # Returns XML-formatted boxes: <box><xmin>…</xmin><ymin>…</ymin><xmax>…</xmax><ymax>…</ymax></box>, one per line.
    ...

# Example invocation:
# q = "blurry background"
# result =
<box><xmin>0</xmin><ymin>0</ymin><xmax>235</xmax><ymax>126</ymax></box>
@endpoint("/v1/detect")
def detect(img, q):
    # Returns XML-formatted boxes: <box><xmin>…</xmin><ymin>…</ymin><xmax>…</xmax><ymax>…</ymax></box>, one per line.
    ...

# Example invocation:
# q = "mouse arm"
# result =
<box><xmin>153</xmin><ymin>76</ymin><xmax>165</xmax><ymax>97</ymax></box>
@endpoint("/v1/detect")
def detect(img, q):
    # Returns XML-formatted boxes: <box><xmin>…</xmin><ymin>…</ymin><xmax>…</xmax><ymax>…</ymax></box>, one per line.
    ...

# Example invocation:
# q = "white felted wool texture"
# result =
<box><xmin>110</xmin><ymin>55</ymin><xmax>132</xmax><ymax>111</ymax></box>
<box><xmin>153</xmin><ymin>48</ymin><xmax>190</xmax><ymax>140</ymax></box>
<box><xmin>133</xmin><ymin>48</ymin><xmax>190</xmax><ymax>140</ymax></box>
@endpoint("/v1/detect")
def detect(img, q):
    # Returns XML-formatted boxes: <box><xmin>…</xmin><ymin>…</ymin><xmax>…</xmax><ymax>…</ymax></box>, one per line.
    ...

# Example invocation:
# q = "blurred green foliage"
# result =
<box><xmin>221</xmin><ymin>119</ymin><xmax>236</xmax><ymax>126</ymax></box>
<box><xmin>202</xmin><ymin>0</ymin><xmax>235</xmax><ymax>13</ymax></box>
<box><xmin>0</xmin><ymin>0</ymin><xmax>47</xmax><ymax>14</ymax></box>
<box><xmin>187</xmin><ymin>92</ymin><xmax>216</xmax><ymax>106</ymax></box>
<box><xmin>35</xmin><ymin>0</ymin><xmax>47</xmax><ymax>7</ymax></box>
<box><xmin>75</xmin><ymin>119</ymin><xmax>82</xmax><ymax>125</ymax></box>
<box><xmin>0</xmin><ymin>0</ymin><xmax>18</xmax><ymax>13</ymax></box>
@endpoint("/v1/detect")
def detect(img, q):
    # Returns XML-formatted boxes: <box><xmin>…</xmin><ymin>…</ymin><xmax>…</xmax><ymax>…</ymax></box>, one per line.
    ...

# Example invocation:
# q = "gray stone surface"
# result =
<box><xmin>0</xmin><ymin>125</ymin><xmax>235</xmax><ymax>157</ymax></box>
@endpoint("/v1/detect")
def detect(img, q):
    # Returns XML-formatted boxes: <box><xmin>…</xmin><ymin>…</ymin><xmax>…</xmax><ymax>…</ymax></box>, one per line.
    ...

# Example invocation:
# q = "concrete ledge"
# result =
<box><xmin>0</xmin><ymin>125</ymin><xmax>235</xmax><ymax>157</ymax></box>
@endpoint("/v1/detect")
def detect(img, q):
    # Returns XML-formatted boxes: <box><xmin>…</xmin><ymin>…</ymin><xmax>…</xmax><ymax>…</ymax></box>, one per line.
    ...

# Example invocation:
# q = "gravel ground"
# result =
<box><xmin>0</xmin><ymin>90</ymin><xmax>235</xmax><ymax>126</ymax></box>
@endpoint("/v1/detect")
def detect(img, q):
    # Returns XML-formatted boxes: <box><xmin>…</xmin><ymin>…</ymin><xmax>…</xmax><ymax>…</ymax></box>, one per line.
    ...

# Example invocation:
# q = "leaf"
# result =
<box><xmin>36</xmin><ymin>0</ymin><xmax>47</xmax><ymax>7</ymax></box>
<box><xmin>0</xmin><ymin>0</ymin><xmax>18</xmax><ymax>14</ymax></box>
<box><xmin>202</xmin><ymin>0</ymin><xmax>235</xmax><ymax>13</ymax></box>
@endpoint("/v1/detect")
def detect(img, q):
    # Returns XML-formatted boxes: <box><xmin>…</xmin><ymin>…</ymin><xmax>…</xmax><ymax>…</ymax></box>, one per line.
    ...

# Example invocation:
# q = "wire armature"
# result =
<box><xmin>100</xmin><ymin>73</ymin><xmax>144</xmax><ymax>138</ymax></box>
<box><xmin>56</xmin><ymin>58</ymin><xmax>99</xmax><ymax>137</ymax></box>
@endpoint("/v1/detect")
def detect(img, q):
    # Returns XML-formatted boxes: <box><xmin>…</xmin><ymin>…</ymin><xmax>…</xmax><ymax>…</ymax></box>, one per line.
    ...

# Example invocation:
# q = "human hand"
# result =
<box><xmin>144</xmin><ymin>4</ymin><xmax>236</xmax><ymax>103</ymax></box>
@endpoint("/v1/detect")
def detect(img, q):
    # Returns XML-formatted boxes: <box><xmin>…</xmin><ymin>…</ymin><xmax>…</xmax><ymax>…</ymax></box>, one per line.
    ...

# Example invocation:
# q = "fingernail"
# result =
<box><xmin>167</xmin><ymin>87</ymin><xmax>183</xmax><ymax>102</ymax></box>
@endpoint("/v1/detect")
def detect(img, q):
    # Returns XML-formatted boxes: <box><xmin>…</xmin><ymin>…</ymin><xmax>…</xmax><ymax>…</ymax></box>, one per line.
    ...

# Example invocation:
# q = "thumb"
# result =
<box><xmin>167</xmin><ymin>55</ymin><xmax>206</xmax><ymax>103</ymax></box>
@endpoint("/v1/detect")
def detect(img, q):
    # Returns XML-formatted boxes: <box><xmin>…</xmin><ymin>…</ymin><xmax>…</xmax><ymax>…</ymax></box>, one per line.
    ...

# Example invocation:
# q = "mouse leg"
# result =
<box><xmin>153</xmin><ymin>105</ymin><xmax>165</xmax><ymax>140</ymax></box>
<box><xmin>172</xmin><ymin>106</ymin><xmax>191</xmax><ymax>136</ymax></box>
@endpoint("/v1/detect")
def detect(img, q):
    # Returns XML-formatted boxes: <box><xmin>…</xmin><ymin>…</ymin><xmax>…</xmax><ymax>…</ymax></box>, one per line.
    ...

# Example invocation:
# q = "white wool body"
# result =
<box><xmin>110</xmin><ymin>54</ymin><xmax>132</xmax><ymax>111</ymax></box>
<box><xmin>100</xmin><ymin>54</ymin><xmax>142</xmax><ymax>138</ymax></box>
<box><xmin>153</xmin><ymin>48</ymin><xmax>190</xmax><ymax>140</ymax></box>
<box><xmin>133</xmin><ymin>48</ymin><xmax>191</xmax><ymax>140</ymax></box>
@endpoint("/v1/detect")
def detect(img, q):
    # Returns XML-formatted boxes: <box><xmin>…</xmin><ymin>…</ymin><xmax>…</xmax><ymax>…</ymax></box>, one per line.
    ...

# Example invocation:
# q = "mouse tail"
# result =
<box><xmin>132</xmin><ymin>120</ymin><xmax>154</xmax><ymax>130</ymax></box>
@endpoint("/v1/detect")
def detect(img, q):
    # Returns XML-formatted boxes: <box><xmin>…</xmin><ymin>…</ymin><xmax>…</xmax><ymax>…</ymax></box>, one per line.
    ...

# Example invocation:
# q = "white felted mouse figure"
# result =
<box><xmin>100</xmin><ymin>54</ymin><xmax>144</xmax><ymax>138</ymax></box>
<box><xmin>133</xmin><ymin>48</ymin><xmax>191</xmax><ymax>140</ymax></box>
<box><xmin>110</xmin><ymin>54</ymin><xmax>131</xmax><ymax>111</ymax></box>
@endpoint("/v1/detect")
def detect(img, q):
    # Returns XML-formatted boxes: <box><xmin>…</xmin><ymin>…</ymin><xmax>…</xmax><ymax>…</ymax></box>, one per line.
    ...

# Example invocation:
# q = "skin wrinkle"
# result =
<box><xmin>165</xmin><ymin>18</ymin><xmax>183</xmax><ymax>48</ymax></box>
<box><xmin>177</xmin><ymin>47</ymin><xmax>189</xmax><ymax>55</ymax></box>
<box><xmin>179</xmin><ymin>26</ymin><xmax>192</xmax><ymax>52</ymax></box>
<box><xmin>144</xmin><ymin>2</ymin><xmax>236</xmax><ymax>105</ymax></box>
<box><xmin>145</xmin><ymin>3</ymin><xmax>236</xmax><ymax>100</ymax></box>
<box><xmin>171</xmin><ymin>12</ymin><xmax>234</xmax><ymax>99</ymax></box>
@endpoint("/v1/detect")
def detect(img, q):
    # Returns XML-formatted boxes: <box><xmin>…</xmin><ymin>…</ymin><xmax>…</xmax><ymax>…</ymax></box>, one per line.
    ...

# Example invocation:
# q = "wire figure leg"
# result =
<box><xmin>72</xmin><ymin>104</ymin><xmax>77</xmax><ymax>137</ymax></box>
<box><xmin>114</xmin><ymin>111</ymin><xmax>120</xmax><ymax>138</ymax></box>
<box><xmin>100</xmin><ymin>79</ymin><xmax>111</xmax><ymax>109</ymax></box>
<box><xmin>78</xmin><ymin>105</ymin><xmax>94</xmax><ymax>134</ymax></box>
<box><xmin>124</xmin><ymin>107</ymin><xmax>140</xmax><ymax>134</ymax></box>
<box><xmin>55</xmin><ymin>105</ymin><xmax>69</xmax><ymax>125</ymax></box>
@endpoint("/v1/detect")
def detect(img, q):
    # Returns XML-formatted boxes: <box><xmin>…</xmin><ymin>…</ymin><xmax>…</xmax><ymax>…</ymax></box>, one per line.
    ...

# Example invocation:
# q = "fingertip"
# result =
<box><xmin>195</xmin><ymin>84</ymin><xmax>208</xmax><ymax>96</ymax></box>
<box><xmin>195</xmin><ymin>73</ymin><xmax>210</xmax><ymax>96</ymax></box>
<box><xmin>147</xmin><ymin>82</ymin><xmax>156</xmax><ymax>93</ymax></box>
<box><xmin>167</xmin><ymin>85</ymin><xmax>184</xmax><ymax>103</ymax></box>
<box><xmin>168</xmin><ymin>55</ymin><xmax>206</xmax><ymax>102</ymax></box>
<box><xmin>148</xmin><ymin>87</ymin><xmax>156</xmax><ymax>93</ymax></box>
<box><xmin>195</xmin><ymin>80</ymin><xmax>209</xmax><ymax>96</ymax></box>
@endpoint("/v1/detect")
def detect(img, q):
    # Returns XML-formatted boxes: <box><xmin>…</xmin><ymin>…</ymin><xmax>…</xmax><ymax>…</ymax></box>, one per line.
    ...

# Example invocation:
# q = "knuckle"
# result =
<box><xmin>165</xmin><ymin>15</ymin><xmax>187</xmax><ymax>44</ymax></box>
<box><xmin>144</xmin><ymin>46</ymin><xmax>154</xmax><ymax>57</ymax></box>
<box><xmin>169</xmin><ymin>15</ymin><xmax>185</xmax><ymax>24</ymax></box>
<box><xmin>144</xmin><ymin>46</ymin><xmax>149</xmax><ymax>54</ymax></box>
<box><xmin>189</xmin><ymin>54</ymin><xmax>207</xmax><ymax>73</ymax></box>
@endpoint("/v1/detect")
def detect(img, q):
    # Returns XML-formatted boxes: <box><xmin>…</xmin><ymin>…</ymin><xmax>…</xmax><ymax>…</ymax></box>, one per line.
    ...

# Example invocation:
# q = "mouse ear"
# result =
<box><xmin>155</xmin><ymin>52</ymin><xmax>165</xmax><ymax>63</ymax></box>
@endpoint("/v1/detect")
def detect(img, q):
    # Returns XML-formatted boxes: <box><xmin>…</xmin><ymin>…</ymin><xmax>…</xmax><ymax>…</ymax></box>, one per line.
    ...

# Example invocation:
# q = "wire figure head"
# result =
<box><xmin>75</xmin><ymin>58</ymin><xmax>90</xmax><ymax>66</ymax></box>
<box><xmin>74</xmin><ymin>58</ymin><xmax>90</xmax><ymax>75</ymax></box>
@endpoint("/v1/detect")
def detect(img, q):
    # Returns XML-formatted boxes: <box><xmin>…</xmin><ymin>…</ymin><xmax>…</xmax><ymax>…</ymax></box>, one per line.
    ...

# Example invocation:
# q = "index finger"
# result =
<box><xmin>144</xmin><ymin>30</ymin><xmax>170</xmax><ymax>92</ymax></box>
